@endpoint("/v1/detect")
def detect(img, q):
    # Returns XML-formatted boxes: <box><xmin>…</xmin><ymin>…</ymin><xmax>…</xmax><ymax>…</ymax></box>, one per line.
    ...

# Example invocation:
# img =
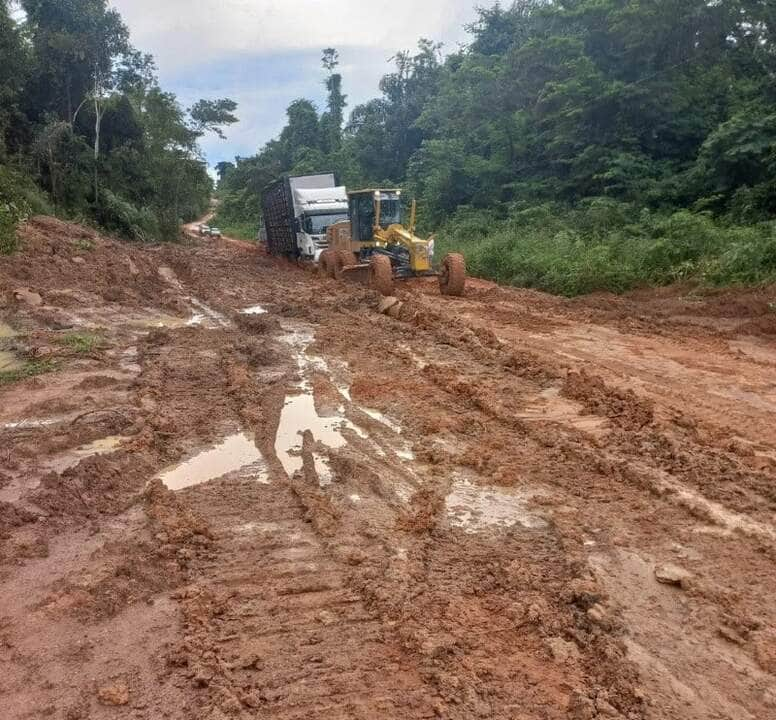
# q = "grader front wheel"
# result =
<box><xmin>318</xmin><ymin>250</ymin><xmax>335</xmax><ymax>279</ymax></box>
<box><xmin>439</xmin><ymin>253</ymin><xmax>466</xmax><ymax>296</ymax></box>
<box><xmin>333</xmin><ymin>249</ymin><xmax>357</xmax><ymax>281</ymax></box>
<box><xmin>369</xmin><ymin>255</ymin><xmax>394</xmax><ymax>296</ymax></box>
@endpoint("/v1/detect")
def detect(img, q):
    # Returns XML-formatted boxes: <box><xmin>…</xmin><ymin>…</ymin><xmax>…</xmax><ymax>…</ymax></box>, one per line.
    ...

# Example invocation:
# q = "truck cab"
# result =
<box><xmin>293</xmin><ymin>187</ymin><xmax>349</xmax><ymax>262</ymax></box>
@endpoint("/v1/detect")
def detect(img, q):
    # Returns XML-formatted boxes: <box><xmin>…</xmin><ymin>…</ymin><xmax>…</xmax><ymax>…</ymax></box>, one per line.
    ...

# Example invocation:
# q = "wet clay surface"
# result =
<box><xmin>1</xmin><ymin>215</ymin><xmax>776</xmax><ymax>718</ymax></box>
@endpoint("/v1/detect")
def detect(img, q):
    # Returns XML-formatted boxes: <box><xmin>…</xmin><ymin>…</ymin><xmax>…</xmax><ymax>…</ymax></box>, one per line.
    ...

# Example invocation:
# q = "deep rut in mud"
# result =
<box><xmin>1</xmin><ymin>217</ymin><xmax>776</xmax><ymax>719</ymax></box>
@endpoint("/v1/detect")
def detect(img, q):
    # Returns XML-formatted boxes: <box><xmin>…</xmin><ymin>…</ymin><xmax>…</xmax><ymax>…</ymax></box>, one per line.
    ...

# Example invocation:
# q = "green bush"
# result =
<box><xmin>436</xmin><ymin>199</ymin><xmax>776</xmax><ymax>296</ymax></box>
<box><xmin>0</xmin><ymin>165</ymin><xmax>52</xmax><ymax>254</ymax></box>
<box><xmin>210</xmin><ymin>213</ymin><xmax>257</xmax><ymax>242</ymax></box>
<box><xmin>94</xmin><ymin>190</ymin><xmax>160</xmax><ymax>242</ymax></box>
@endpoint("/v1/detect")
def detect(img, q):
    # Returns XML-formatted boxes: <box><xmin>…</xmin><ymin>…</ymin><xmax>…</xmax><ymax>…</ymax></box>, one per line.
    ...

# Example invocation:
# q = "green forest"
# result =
<box><xmin>217</xmin><ymin>0</ymin><xmax>776</xmax><ymax>295</ymax></box>
<box><xmin>0</xmin><ymin>0</ymin><xmax>237</xmax><ymax>251</ymax></box>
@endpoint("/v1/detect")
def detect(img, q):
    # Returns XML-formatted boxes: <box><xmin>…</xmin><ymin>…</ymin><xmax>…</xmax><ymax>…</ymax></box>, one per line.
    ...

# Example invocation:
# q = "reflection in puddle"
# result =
<box><xmin>158</xmin><ymin>432</ymin><xmax>268</xmax><ymax>491</ymax></box>
<box><xmin>276</xmin><ymin>326</ymin><xmax>365</xmax><ymax>481</ymax></box>
<box><xmin>241</xmin><ymin>305</ymin><xmax>268</xmax><ymax>315</ymax></box>
<box><xmin>46</xmin><ymin>435</ymin><xmax>129</xmax><ymax>473</ymax></box>
<box><xmin>275</xmin><ymin>391</ymin><xmax>359</xmax><ymax>478</ymax></box>
<box><xmin>446</xmin><ymin>479</ymin><xmax>546</xmax><ymax>534</ymax></box>
<box><xmin>276</xmin><ymin>323</ymin><xmax>418</xmax><ymax>484</ymax></box>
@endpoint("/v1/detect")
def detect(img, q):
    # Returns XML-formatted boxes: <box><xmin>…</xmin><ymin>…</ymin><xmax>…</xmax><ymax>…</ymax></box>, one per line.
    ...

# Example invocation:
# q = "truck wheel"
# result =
<box><xmin>369</xmin><ymin>255</ymin><xmax>394</xmax><ymax>296</ymax></box>
<box><xmin>318</xmin><ymin>250</ymin><xmax>334</xmax><ymax>279</ymax></box>
<box><xmin>439</xmin><ymin>253</ymin><xmax>466</xmax><ymax>296</ymax></box>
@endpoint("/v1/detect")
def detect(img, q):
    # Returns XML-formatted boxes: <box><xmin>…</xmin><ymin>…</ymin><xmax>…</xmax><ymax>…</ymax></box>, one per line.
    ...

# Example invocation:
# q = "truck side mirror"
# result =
<box><xmin>293</xmin><ymin>218</ymin><xmax>301</xmax><ymax>233</ymax></box>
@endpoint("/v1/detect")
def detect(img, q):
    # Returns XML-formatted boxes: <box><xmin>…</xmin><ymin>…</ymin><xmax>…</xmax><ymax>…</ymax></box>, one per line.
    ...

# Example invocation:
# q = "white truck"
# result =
<box><xmin>261</xmin><ymin>173</ymin><xmax>349</xmax><ymax>262</ymax></box>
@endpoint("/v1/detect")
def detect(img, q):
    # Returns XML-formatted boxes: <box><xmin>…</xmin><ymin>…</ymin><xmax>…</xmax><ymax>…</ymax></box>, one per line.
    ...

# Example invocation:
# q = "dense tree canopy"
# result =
<box><xmin>217</xmin><ymin>0</ymin><xmax>776</xmax><ymax>291</ymax></box>
<box><xmin>0</xmin><ymin>0</ymin><xmax>237</xmax><ymax>247</ymax></box>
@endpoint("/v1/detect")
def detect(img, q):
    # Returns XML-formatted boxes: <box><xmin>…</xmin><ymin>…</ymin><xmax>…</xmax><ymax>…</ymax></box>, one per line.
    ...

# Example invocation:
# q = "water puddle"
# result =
<box><xmin>360</xmin><ymin>406</ymin><xmax>404</xmax><ymax>434</ymax></box>
<box><xmin>158</xmin><ymin>432</ymin><xmax>268</xmax><ymax>491</ymax></box>
<box><xmin>275</xmin><ymin>326</ymin><xmax>367</xmax><ymax>481</ymax></box>
<box><xmin>2</xmin><ymin>413</ymin><xmax>78</xmax><ymax>431</ymax></box>
<box><xmin>45</xmin><ymin>435</ymin><xmax>130</xmax><ymax>473</ymax></box>
<box><xmin>0</xmin><ymin>322</ymin><xmax>21</xmax><ymax>372</ymax></box>
<box><xmin>276</xmin><ymin>323</ymin><xmax>419</xmax><ymax>483</ymax></box>
<box><xmin>241</xmin><ymin>304</ymin><xmax>268</xmax><ymax>315</ymax></box>
<box><xmin>188</xmin><ymin>298</ymin><xmax>230</xmax><ymax>328</ymax></box>
<box><xmin>446</xmin><ymin>478</ymin><xmax>547</xmax><ymax>534</ymax></box>
<box><xmin>275</xmin><ymin>391</ymin><xmax>359</xmax><ymax>478</ymax></box>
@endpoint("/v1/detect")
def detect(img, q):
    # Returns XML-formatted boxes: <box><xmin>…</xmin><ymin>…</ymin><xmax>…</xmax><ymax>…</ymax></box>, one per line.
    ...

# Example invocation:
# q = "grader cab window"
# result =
<box><xmin>377</xmin><ymin>195</ymin><xmax>402</xmax><ymax>227</ymax></box>
<box><xmin>349</xmin><ymin>192</ymin><xmax>403</xmax><ymax>242</ymax></box>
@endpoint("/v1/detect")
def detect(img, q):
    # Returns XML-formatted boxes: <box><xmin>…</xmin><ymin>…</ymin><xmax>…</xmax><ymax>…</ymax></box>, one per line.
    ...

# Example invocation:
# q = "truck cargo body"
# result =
<box><xmin>261</xmin><ymin>173</ymin><xmax>348</xmax><ymax>260</ymax></box>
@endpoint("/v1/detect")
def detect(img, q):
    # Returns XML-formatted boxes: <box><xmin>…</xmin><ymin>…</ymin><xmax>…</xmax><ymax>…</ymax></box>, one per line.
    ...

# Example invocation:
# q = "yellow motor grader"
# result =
<box><xmin>318</xmin><ymin>189</ymin><xmax>466</xmax><ymax>296</ymax></box>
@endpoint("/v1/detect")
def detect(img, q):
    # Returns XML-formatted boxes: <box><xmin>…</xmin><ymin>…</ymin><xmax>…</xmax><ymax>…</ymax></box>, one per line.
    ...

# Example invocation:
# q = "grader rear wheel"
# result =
<box><xmin>369</xmin><ymin>255</ymin><xmax>394</xmax><ymax>296</ymax></box>
<box><xmin>439</xmin><ymin>253</ymin><xmax>466</xmax><ymax>296</ymax></box>
<box><xmin>318</xmin><ymin>250</ymin><xmax>335</xmax><ymax>279</ymax></box>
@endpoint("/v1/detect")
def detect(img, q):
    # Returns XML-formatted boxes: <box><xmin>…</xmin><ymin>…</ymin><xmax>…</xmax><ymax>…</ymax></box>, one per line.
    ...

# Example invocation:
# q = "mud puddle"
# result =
<box><xmin>241</xmin><ymin>304</ymin><xmax>268</xmax><ymax>315</ymax></box>
<box><xmin>275</xmin><ymin>390</ymin><xmax>360</xmax><ymax>479</ymax></box>
<box><xmin>0</xmin><ymin>320</ymin><xmax>22</xmax><ymax>371</ymax></box>
<box><xmin>445</xmin><ymin>478</ymin><xmax>547</xmax><ymax>534</ymax></box>
<box><xmin>188</xmin><ymin>297</ymin><xmax>230</xmax><ymax>328</ymax></box>
<box><xmin>276</xmin><ymin>324</ymin><xmax>415</xmax><ymax>482</ymax></box>
<box><xmin>45</xmin><ymin>435</ymin><xmax>130</xmax><ymax>474</ymax></box>
<box><xmin>2</xmin><ymin>414</ymin><xmax>78</xmax><ymax>431</ymax></box>
<box><xmin>276</xmin><ymin>326</ymin><xmax>363</xmax><ymax>480</ymax></box>
<box><xmin>158</xmin><ymin>432</ymin><xmax>268</xmax><ymax>491</ymax></box>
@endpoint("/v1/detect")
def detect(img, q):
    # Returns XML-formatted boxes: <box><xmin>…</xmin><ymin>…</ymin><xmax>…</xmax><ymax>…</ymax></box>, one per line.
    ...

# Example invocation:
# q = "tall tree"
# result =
<box><xmin>320</xmin><ymin>48</ymin><xmax>346</xmax><ymax>154</ymax></box>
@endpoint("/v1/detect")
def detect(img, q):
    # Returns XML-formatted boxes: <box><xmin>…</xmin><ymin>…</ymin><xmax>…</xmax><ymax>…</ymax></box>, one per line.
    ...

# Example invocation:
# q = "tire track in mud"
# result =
<box><xmin>3</xmin><ymin>221</ymin><xmax>776</xmax><ymax>719</ymax></box>
<box><xmin>169</xmin><ymin>477</ymin><xmax>436</xmax><ymax>719</ymax></box>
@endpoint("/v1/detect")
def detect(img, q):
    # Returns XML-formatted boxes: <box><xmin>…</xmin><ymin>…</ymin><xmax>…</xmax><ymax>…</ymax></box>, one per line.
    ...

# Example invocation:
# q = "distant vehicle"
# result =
<box><xmin>198</xmin><ymin>224</ymin><xmax>210</xmax><ymax>236</ymax></box>
<box><xmin>261</xmin><ymin>173</ymin><xmax>349</xmax><ymax>261</ymax></box>
<box><xmin>208</xmin><ymin>227</ymin><xmax>222</xmax><ymax>238</ymax></box>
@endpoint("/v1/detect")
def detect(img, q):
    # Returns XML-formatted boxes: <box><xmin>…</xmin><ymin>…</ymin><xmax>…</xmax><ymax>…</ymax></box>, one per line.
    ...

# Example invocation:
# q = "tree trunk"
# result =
<box><xmin>93</xmin><ymin>75</ymin><xmax>102</xmax><ymax>204</ymax></box>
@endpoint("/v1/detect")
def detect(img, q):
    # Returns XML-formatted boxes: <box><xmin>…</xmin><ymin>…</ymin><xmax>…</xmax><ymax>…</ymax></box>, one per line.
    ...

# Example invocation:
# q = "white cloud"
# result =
<box><xmin>110</xmin><ymin>0</ymin><xmax>483</xmax><ymax>70</ymax></box>
<box><xmin>108</xmin><ymin>0</ymin><xmax>497</xmax><ymax>164</ymax></box>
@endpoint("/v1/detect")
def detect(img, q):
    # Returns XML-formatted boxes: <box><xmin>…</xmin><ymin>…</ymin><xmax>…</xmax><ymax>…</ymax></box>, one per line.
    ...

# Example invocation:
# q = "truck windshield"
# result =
<box><xmin>303</xmin><ymin>213</ymin><xmax>347</xmax><ymax>235</ymax></box>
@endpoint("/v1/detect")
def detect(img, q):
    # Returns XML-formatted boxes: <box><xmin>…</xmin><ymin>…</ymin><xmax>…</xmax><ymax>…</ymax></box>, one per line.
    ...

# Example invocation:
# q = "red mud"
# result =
<box><xmin>1</xmin><ymin>216</ymin><xmax>775</xmax><ymax>718</ymax></box>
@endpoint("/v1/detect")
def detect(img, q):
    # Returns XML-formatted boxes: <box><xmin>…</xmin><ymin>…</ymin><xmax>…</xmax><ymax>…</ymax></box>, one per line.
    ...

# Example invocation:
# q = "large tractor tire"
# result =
<box><xmin>369</xmin><ymin>254</ymin><xmax>394</xmax><ymax>296</ymax></box>
<box><xmin>333</xmin><ymin>249</ymin><xmax>357</xmax><ymax>281</ymax></box>
<box><xmin>318</xmin><ymin>250</ymin><xmax>335</xmax><ymax>279</ymax></box>
<box><xmin>439</xmin><ymin>253</ymin><xmax>466</xmax><ymax>296</ymax></box>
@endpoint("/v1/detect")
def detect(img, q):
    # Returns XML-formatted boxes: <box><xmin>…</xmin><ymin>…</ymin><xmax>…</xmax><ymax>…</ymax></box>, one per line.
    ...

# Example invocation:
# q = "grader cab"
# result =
<box><xmin>319</xmin><ymin>189</ymin><xmax>466</xmax><ymax>297</ymax></box>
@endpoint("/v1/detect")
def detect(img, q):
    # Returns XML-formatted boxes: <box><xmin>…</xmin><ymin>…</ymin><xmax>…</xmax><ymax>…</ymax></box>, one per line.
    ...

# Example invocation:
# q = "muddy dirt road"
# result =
<box><xmin>1</xmin><ymin>216</ymin><xmax>775</xmax><ymax>719</ymax></box>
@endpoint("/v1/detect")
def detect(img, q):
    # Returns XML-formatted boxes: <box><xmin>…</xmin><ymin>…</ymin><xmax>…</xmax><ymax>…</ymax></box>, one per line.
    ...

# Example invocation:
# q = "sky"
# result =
<box><xmin>108</xmin><ymin>0</ymin><xmax>497</xmax><ymax>171</ymax></box>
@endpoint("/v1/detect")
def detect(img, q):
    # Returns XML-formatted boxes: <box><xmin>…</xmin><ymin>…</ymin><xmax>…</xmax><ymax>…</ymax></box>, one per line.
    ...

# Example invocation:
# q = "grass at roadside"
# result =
<box><xmin>56</xmin><ymin>333</ymin><xmax>104</xmax><ymax>354</ymax></box>
<box><xmin>210</xmin><ymin>215</ymin><xmax>257</xmax><ymax>242</ymax></box>
<box><xmin>435</xmin><ymin>200</ymin><xmax>776</xmax><ymax>296</ymax></box>
<box><xmin>0</xmin><ymin>359</ymin><xmax>57</xmax><ymax>385</ymax></box>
